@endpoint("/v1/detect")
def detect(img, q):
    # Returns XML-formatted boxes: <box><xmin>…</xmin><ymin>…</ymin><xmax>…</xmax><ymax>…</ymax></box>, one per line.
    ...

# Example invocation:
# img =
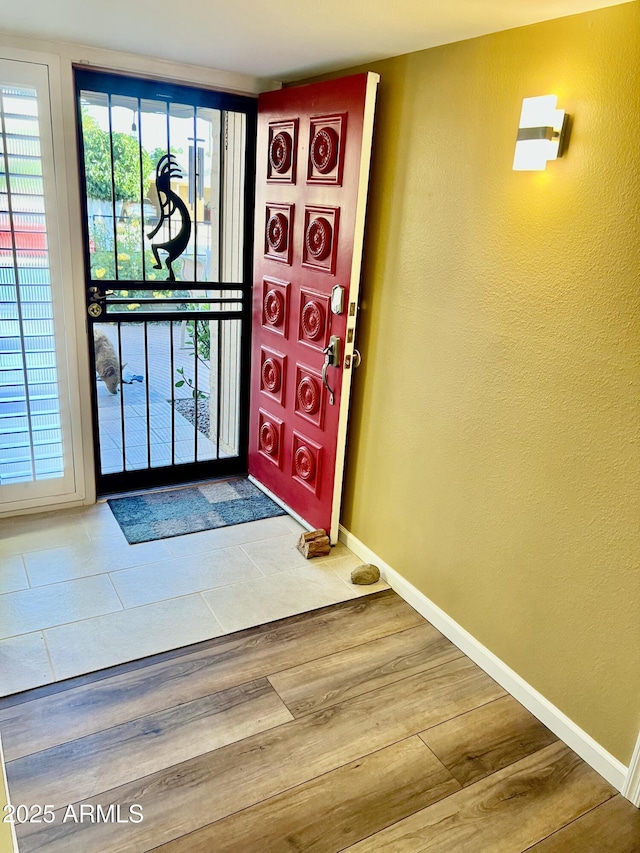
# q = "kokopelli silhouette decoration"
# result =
<box><xmin>147</xmin><ymin>154</ymin><xmax>192</xmax><ymax>282</ymax></box>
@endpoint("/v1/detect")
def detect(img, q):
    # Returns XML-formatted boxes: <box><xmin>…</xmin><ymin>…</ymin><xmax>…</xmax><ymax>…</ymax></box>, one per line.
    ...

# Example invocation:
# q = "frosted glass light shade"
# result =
<box><xmin>513</xmin><ymin>95</ymin><xmax>566</xmax><ymax>171</ymax></box>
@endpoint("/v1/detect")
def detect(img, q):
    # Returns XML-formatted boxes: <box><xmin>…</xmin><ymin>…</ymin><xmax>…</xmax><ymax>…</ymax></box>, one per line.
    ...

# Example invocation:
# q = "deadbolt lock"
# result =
<box><xmin>331</xmin><ymin>285</ymin><xmax>345</xmax><ymax>315</ymax></box>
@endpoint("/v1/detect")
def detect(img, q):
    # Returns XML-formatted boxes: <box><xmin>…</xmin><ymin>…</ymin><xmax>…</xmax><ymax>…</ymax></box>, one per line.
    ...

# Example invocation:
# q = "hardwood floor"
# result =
<box><xmin>1</xmin><ymin>589</ymin><xmax>637</xmax><ymax>853</ymax></box>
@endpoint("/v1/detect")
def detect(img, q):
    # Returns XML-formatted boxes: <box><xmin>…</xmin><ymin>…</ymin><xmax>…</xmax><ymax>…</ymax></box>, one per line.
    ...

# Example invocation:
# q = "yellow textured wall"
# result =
<box><xmin>328</xmin><ymin>3</ymin><xmax>639</xmax><ymax>764</ymax></box>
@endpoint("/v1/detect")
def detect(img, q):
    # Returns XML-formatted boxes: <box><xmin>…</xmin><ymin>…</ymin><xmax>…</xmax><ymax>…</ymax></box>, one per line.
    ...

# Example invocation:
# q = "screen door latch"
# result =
<box><xmin>322</xmin><ymin>335</ymin><xmax>341</xmax><ymax>405</ymax></box>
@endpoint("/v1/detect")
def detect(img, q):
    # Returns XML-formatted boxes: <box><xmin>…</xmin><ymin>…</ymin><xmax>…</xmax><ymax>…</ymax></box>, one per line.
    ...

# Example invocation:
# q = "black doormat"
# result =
<box><xmin>107</xmin><ymin>478</ymin><xmax>286</xmax><ymax>544</ymax></box>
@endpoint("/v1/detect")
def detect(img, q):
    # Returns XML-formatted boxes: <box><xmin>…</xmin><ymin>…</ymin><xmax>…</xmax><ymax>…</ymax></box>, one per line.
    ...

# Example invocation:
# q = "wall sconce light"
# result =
<box><xmin>513</xmin><ymin>95</ymin><xmax>569</xmax><ymax>171</ymax></box>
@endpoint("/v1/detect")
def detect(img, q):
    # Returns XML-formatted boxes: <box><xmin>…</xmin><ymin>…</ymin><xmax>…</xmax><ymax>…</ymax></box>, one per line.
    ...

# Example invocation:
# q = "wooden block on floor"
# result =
<box><xmin>297</xmin><ymin>529</ymin><xmax>331</xmax><ymax>558</ymax></box>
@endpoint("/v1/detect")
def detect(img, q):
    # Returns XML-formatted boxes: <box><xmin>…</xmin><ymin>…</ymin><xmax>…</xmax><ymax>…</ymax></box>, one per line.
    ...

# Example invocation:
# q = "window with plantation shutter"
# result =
<box><xmin>0</xmin><ymin>58</ymin><xmax>77</xmax><ymax>503</ymax></box>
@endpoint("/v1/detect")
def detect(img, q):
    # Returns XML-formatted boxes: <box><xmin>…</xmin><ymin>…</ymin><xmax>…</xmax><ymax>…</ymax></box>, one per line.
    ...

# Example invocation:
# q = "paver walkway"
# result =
<box><xmin>95</xmin><ymin>321</ymin><xmax>218</xmax><ymax>474</ymax></box>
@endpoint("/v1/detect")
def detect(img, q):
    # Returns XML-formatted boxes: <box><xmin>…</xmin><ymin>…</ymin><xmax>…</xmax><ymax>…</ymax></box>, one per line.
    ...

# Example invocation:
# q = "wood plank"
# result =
<box><xmin>419</xmin><ymin>695</ymin><xmax>558</xmax><ymax>786</ymax></box>
<box><xmin>153</xmin><ymin>737</ymin><xmax>460</xmax><ymax>853</ymax></box>
<box><xmin>342</xmin><ymin>742</ymin><xmax>615</xmax><ymax>853</ymax></box>
<box><xmin>7</xmin><ymin>678</ymin><xmax>292</xmax><ymax>810</ymax></box>
<box><xmin>526</xmin><ymin>795</ymin><xmax>640</xmax><ymax>852</ymax></box>
<box><xmin>0</xmin><ymin>590</ymin><xmax>421</xmax><ymax>760</ymax></box>
<box><xmin>269</xmin><ymin>623</ymin><xmax>463</xmax><ymax>717</ymax></box>
<box><xmin>16</xmin><ymin>657</ymin><xmax>504</xmax><ymax>853</ymax></box>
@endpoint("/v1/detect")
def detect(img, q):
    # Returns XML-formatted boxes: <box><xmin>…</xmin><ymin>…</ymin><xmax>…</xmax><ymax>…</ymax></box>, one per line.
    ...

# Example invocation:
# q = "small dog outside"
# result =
<box><xmin>93</xmin><ymin>328</ymin><xmax>125</xmax><ymax>394</ymax></box>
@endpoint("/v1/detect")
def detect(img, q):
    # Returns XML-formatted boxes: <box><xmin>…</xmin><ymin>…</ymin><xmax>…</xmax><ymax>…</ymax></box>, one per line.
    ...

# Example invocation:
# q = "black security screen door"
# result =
<box><xmin>75</xmin><ymin>69</ymin><xmax>256</xmax><ymax>494</ymax></box>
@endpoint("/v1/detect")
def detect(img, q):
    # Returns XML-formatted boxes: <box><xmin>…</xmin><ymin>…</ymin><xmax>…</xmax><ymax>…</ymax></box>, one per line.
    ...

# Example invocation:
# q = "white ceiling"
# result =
<box><xmin>0</xmin><ymin>0</ymin><xmax>631</xmax><ymax>81</ymax></box>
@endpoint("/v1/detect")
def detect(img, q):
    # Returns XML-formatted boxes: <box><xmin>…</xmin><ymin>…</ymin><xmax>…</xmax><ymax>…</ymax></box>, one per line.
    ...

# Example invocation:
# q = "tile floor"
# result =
<box><xmin>0</xmin><ymin>500</ymin><xmax>388</xmax><ymax>695</ymax></box>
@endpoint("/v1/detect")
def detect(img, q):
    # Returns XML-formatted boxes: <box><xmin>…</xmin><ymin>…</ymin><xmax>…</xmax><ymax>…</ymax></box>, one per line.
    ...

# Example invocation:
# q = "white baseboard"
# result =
<box><xmin>622</xmin><ymin>732</ymin><xmax>640</xmax><ymax>806</ymax></box>
<box><xmin>339</xmin><ymin>525</ymin><xmax>633</xmax><ymax>799</ymax></box>
<box><xmin>0</xmin><ymin>493</ymin><xmax>89</xmax><ymax>519</ymax></box>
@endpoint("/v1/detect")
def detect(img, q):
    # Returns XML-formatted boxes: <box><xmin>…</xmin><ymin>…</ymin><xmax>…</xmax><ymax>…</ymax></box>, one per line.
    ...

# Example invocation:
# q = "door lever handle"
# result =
<box><xmin>322</xmin><ymin>360</ymin><xmax>335</xmax><ymax>406</ymax></box>
<box><xmin>88</xmin><ymin>287</ymin><xmax>114</xmax><ymax>301</ymax></box>
<box><xmin>322</xmin><ymin>335</ymin><xmax>341</xmax><ymax>405</ymax></box>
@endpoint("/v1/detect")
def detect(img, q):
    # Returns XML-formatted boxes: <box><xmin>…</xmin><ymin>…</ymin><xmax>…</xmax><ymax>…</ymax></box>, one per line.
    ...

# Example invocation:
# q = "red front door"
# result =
<box><xmin>248</xmin><ymin>73</ymin><xmax>379</xmax><ymax>542</ymax></box>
